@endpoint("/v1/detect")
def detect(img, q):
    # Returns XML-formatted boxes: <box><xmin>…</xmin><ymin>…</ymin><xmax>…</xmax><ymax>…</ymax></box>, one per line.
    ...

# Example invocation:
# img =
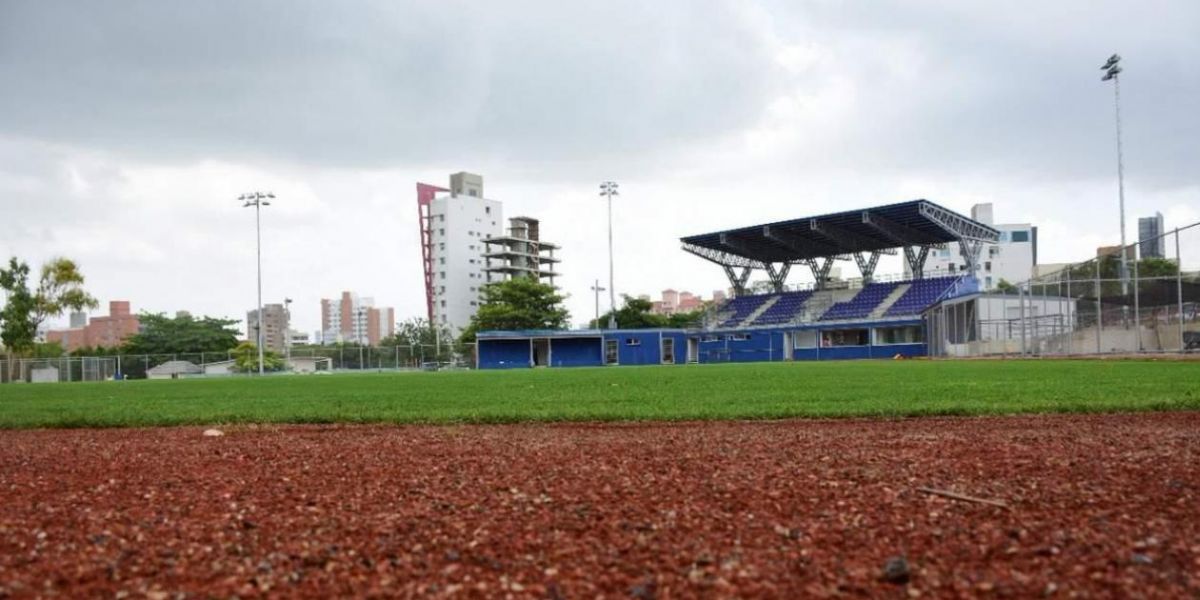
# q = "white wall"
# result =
<box><xmin>430</xmin><ymin>193</ymin><xmax>503</xmax><ymax>333</ymax></box>
<box><xmin>909</xmin><ymin>223</ymin><xmax>1036</xmax><ymax>289</ymax></box>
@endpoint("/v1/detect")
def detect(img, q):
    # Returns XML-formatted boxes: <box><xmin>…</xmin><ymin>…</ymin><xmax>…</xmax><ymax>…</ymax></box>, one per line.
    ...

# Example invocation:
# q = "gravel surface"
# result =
<box><xmin>2</xmin><ymin>413</ymin><xmax>1198</xmax><ymax>598</ymax></box>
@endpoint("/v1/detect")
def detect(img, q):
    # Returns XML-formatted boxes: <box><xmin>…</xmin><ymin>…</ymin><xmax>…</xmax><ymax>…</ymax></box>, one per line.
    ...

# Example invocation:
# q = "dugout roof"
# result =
<box><xmin>679</xmin><ymin>199</ymin><xmax>999</xmax><ymax>266</ymax></box>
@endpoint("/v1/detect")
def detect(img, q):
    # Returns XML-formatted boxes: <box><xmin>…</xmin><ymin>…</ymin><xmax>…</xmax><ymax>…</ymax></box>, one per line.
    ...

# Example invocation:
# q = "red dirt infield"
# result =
<box><xmin>2</xmin><ymin>413</ymin><xmax>1198</xmax><ymax>598</ymax></box>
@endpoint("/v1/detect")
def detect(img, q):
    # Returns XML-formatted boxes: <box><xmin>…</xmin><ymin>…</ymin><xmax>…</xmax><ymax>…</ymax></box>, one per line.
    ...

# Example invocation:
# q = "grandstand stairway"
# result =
<box><xmin>869</xmin><ymin>283</ymin><xmax>911</xmax><ymax>319</ymax></box>
<box><xmin>738</xmin><ymin>296</ymin><xmax>779</xmax><ymax>327</ymax></box>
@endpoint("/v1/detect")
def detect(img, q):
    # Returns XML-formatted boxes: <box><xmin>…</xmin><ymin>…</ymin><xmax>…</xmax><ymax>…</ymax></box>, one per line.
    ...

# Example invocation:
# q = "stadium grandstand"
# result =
<box><xmin>476</xmin><ymin>200</ymin><xmax>999</xmax><ymax>368</ymax></box>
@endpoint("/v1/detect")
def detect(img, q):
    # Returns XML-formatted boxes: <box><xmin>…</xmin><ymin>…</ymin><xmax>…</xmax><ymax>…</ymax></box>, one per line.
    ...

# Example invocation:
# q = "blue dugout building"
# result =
<box><xmin>476</xmin><ymin>200</ymin><xmax>997</xmax><ymax>369</ymax></box>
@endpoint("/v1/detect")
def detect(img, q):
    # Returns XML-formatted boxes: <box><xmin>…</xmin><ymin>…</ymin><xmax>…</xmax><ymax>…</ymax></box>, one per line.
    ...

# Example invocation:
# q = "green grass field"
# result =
<box><xmin>2</xmin><ymin>360</ymin><xmax>1199</xmax><ymax>429</ymax></box>
<box><xmin>0</xmin><ymin>357</ymin><xmax>1195</xmax><ymax>429</ymax></box>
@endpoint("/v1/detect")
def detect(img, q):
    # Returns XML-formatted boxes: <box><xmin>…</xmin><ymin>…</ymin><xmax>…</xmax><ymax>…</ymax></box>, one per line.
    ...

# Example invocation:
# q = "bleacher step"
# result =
<box><xmin>870</xmin><ymin>283</ymin><xmax>911</xmax><ymax>318</ymax></box>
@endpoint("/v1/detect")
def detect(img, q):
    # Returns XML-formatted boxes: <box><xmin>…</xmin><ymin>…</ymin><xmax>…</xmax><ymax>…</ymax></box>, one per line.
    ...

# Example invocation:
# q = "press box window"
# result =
<box><xmin>625</xmin><ymin>338</ymin><xmax>641</xmax><ymax>346</ymax></box>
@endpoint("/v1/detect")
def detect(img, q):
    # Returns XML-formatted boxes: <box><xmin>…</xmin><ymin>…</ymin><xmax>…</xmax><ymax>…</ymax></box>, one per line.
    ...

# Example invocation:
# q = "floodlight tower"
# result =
<box><xmin>241</xmin><ymin>191</ymin><xmax>274</xmax><ymax>375</ymax></box>
<box><xmin>599</xmin><ymin>181</ymin><xmax>619</xmax><ymax>329</ymax></box>
<box><xmin>1100</xmin><ymin>53</ymin><xmax>1128</xmax><ymax>293</ymax></box>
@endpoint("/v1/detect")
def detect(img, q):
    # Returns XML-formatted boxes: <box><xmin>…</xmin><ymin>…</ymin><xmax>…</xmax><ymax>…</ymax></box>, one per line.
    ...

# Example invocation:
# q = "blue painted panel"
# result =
<box><xmin>819</xmin><ymin>346</ymin><xmax>872</xmax><ymax>360</ymax></box>
<box><xmin>551</xmin><ymin>337</ymin><xmax>603</xmax><ymax>367</ymax></box>
<box><xmin>872</xmin><ymin>343</ymin><xmax>925</xmax><ymax>358</ymax></box>
<box><xmin>479</xmin><ymin>339</ymin><xmax>530</xmax><ymax>369</ymax></box>
<box><xmin>792</xmin><ymin>348</ymin><xmax>821</xmax><ymax>361</ymax></box>
<box><xmin>609</xmin><ymin>331</ymin><xmax>663</xmax><ymax>365</ymax></box>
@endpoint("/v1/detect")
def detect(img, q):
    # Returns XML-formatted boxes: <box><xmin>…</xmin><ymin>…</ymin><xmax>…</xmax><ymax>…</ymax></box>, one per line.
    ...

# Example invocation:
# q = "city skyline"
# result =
<box><xmin>2</xmin><ymin>1</ymin><xmax>1198</xmax><ymax>335</ymax></box>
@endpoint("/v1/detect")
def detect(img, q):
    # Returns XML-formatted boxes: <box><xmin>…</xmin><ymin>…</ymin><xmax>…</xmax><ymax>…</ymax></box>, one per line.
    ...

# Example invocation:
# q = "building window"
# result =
<box><xmin>469</xmin><ymin>259</ymin><xmax>475</xmax><ymax>264</ymax></box>
<box><xmin>984</xmin><ymin>261</ymin><xmax>992</xmax><ymax>272</ymax></box>
<box><xmin>485</xmin><ymin>206</ymin><xmax>491</xmax><ymax>215</ymax></box>
<box><xmin>625</xmin><ymin>338</ymin><xmax>641</xmax><ymax>346</ymax></box>
<box><xmin>438</xmin><ymin>228</ymin><xmax>445</xmax><ymax>236</ymax></box>
<box><xmin>469</xmin><ymin>286</ymin><xmax>476</xmax><ymax>292</ymax></box>
<box><xmin>438</xmin><ymin>214</ymin><xmax>444</xmax><ymax>222</ymax></box>
<box><xmin>469</xmin><ymin>301</ymin><xmax>476</xmax><ymax>306</ymax></box>
<box><xmin>874</xmin><ymin>325</ymin><xmax>923</xmax><ymax>345</ymax></box>
<box><xmin>793</xmin><ymin>330</ymin><xmax>818</xmax><ymax>349</ymax></box>
<box><xmin>605</xmin><ymin>340</ymin><xmax>618</xmax><ymax>365</ymax></box>
<box><xmin>440</xmin><ymin>272</ymin><xmax>445</xmax><ymax>279</ymax></box>
<box><xmin>702</xmin><ymin>335</ymin><xmax>720</xmax><ymax>342</ymax></box>
<box><xmin>822</xmin><ymin>329</ymin><xmax>869</xmax><ymax>347</ymax></box>
<box><xmin>727</xmin><ymin>334</ymin><xmax>751</xmax><ymax>341</ymax></box>
<box><xmin>439</xmin><ymin>257</ymin><xmax>445</xmax><ymax>265</ymax></box>
<box><xmin>1011</xmin><ymin>230</ymin><xmax>1030</xmax><ymax>242</ymax></box>
<box><xmin>949</xmin><ymin>264</ymin><xmax>956</xmax><ymax>273</ymax></box>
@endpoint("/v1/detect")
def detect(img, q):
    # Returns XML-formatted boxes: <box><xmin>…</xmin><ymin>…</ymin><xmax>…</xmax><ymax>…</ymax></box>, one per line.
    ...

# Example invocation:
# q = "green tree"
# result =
<box><xmin>459</xmin><ymin>278</ymin><xmax>570</xmax><ymax>343</ymax></box>
<box><xmin>230</xmin><ymin>341</ymin><xmax>284</xmax><ymax>373</ymax></box>
<box><xmin>994</xmin><ymin>278</ymin><xmax>1018</xmax><ymax>294</ymax></box>
<box><xmin>123</xmin><ymin>313</ymin><xmax>240</xmax><ymax>354</ymax></box>
<box><xmin>0</xmin><ymin>258</ymin><xmax>36</xmax><ymax>354</ymax></box>
<box><xmin>380</xmin><ymin>317</ymin><xmax>456</xmax><ymax>362</ymax></box>
<box><xmin>1</xmin><ymin>257</ymin><xmax>97</xmax><ymax>355</ymax></box>
<box><xmin>592</xmin><ymin>296</ymin><xmax>709</xmax><ymax>329</ymax></box>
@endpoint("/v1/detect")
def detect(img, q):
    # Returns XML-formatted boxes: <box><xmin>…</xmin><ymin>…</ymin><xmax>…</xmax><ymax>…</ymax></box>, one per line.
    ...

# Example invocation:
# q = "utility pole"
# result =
<box><xmin>599</xmin><ymin>181</ymin><xmax>619</xmax><ymax>329</ymax></box>
<box><xmin>240</xmin><ymin>191</ymin><xmax>274</xmax><ymax>375</ymax></box>
<box><xmin>590</xmin><ymin>279</ymin><xmax>606</xmax><ymax>328</ymax></box>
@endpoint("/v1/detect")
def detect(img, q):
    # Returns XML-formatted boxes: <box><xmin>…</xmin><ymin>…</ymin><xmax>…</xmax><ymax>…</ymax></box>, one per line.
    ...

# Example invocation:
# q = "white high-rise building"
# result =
<box><xmin>905</xmin><ymin>203</ymin><xmax>1037</xmax><ymax>290</ymax></box>
<box><xmin>420</xmin><ymin>172</ymin><xmax>504</xmax><ymax>333</ymax></box>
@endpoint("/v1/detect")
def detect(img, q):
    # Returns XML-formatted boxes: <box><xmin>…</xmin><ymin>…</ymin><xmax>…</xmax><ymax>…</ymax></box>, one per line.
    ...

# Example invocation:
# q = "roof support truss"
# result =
<box><xmin>681</xmin><ymin>243</ymin><xmax>762</xmax><ymax>269</ymax></box>
<box><xmin>762</xmin><ymin>225</ymin><xmax>842</xmax><ymax>256</ymax></box>
<box><xmin>918</xmin><ymin>202</ymin><xmax>1000</xmax><ymax>243</ymax></box>
<box><xmin>809</xmin><ymin>220</ymin><xmax>898</xmax><ymax>256</ymax></box>
<box><xmin>861</xmin><ymin>211</ymin><xmax>947</xmax><ymax>246</ymax></box>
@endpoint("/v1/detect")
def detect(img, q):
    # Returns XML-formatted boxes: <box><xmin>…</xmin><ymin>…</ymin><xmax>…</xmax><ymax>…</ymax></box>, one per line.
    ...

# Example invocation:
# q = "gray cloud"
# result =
<box><xmin>0</xmin><ymin>1</ymin><xmax>782</xmax><ymax>168</ymax></box>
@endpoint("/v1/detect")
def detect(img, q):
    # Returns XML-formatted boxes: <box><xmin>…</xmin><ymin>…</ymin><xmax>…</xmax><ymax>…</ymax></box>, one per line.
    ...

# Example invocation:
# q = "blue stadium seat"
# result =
<box><xmin>749</xmin><ymin>291</ymin><xmax>814</xmax><ymax>325</ymax></box>
<box><xmin>884</xmin><ymin>277</ymin><xmax>958</xmax><ymax>316</ymax></box>
<box><xmin>818</xmin><ymin>282</ymin><xmax>901</xmax><ymax>321</ymax></box>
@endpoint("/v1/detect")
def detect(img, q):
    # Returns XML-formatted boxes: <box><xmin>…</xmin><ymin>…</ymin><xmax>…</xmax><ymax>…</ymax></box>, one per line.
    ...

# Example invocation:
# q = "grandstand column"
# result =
<box><xmin>805</xmin><ymin>258</ymin><xmax>836</xmax><ymax>291</ymax></box>
<box><xmin>853</xmin><ymin>251</ymin><xmax>882</xmax><ymax>283</ymax></box>
<box><xmin>902</xmin><ymin>246</ymin><xmax>932</xmax><ymax>280</ymax></box>
<box><xmin>764</xmin><ymin>263</ymin><xmax>791</xmax><ymax>293</ymax></box>
<box><xmin>721</xmin><ymin>265</ymin><xmax>753</xmax><ymax>296</ymax></box>
<box><xmin>957</xmin><ymin>239</ymin><xmax>984</xmax><ymax>277</ymax></box>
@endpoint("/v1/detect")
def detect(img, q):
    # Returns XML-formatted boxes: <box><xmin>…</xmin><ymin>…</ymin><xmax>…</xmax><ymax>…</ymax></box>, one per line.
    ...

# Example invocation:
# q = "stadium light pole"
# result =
<box><xmin>283</xmin><ymin>297</ymin><xmax>293</xmax><ymax>363</ymax></box>
<box><xmin>590</xmin><ymin>279</ymin><xmax>606</xmax><ymax>327</ymax></box>
<box><xmin>1100</xmin><ymin>53</ymin><xmax>1128</xmax><ymax>294</ymax></box>
<box><xmin>599</xmin><ymin>181</ymin><xmax>619</xmax><ymax>329</ymax></box>
<box><xmin>237</xmin><ymin>190</ymin><xmax>271</xmax><ymax>374</ymax></box>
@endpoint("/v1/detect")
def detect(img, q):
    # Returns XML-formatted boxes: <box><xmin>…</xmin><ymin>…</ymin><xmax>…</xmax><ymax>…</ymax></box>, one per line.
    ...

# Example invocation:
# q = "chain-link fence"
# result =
<box><xmin>0</xmin><ymin>344</ymin><xmax>478</xmax><ymax>383</ymax></box>
<box><xmin>927</xmin><ymin>222</ymin><xmax>1200</xmax><ymax>357</ymax></box>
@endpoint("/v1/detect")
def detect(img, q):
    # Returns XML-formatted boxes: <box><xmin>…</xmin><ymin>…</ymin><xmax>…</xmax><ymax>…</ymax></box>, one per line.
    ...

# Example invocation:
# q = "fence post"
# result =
<box><xmin>1018</xmin><ymin>284</ymin><xmax>1027</xmax><ymax>356</ymax></box>
<box><xmin>1177</xmin><ymin>228</ymin><xmax>1185</xmax><ymax>353</ymax></box>
<box><xmin>1065</xmin><ymin>268</ymin><xmax>1073</xmax><ymax>355</ymax></box>
<box><xmin>1095</xmin><ymin>259</ymin><xmax>1103</xmax><ymax>354</ymax></box>
<box><xmin>1132</xmin><ymin>249</ymin><xmax>1141</xmax><ymax>353</ymax></box>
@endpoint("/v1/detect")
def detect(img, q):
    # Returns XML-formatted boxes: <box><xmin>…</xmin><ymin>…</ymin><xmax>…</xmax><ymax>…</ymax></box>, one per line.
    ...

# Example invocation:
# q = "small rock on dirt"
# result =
<box><xmin>882</xmin><ymin>556</ymin><xmax>911</xmax><ymax>584</ymax></box>
<box><xmin>202</xmin><ymin>429</ymin><xmax>224</xmax><ymax>437</ymax></box>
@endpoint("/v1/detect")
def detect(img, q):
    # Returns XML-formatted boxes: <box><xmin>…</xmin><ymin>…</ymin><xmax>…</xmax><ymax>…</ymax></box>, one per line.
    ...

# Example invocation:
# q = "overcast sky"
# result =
<box><xmin>2</xmin><ymin>0</ymin><xmax>1198</xmax><ymax>335</ymax></box>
